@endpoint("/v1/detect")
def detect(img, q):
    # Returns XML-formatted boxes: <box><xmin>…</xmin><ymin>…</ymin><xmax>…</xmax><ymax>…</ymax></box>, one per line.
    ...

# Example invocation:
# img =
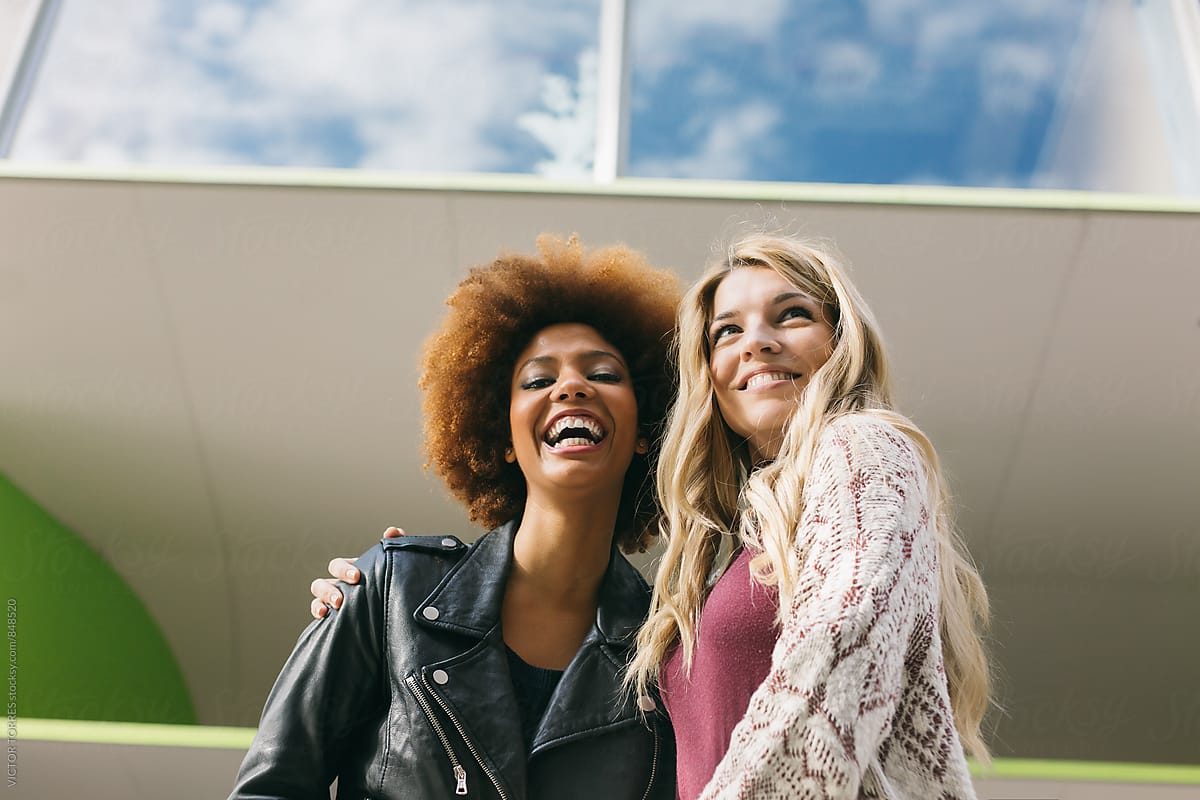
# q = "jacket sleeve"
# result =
<box><xmin>229</xmin><ymin>545</ymin><xmax>389</xmax><ymax>800</ymax></box>
<box><xmin>698</xmin><ymin>417</ymin><xmax>935</xmax><ymax>800</ymax></box>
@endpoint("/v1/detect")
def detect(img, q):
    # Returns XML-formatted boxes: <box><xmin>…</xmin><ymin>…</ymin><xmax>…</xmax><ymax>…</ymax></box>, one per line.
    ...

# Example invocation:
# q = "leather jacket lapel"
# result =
<box><xmin>414</xmin><ymin>520</ymin><xmax>516</xmax><ymax>637</ymax></box>
<box><xmin>411</xmin><ymin>522</ymin><xmax>525</xmax><ymax>797</ymax></box>
<box><xmin>594</xmin><ymin>547</ymin><xmax>655</xmax><ymax>644</ymax></box>
<box><xmin>416</xmin><ymin>631</ymin><xmax>527</xmax><ymax>798</ymax></box>
<box><xmin>530</xmin><ymin>548</ymin><xmax>651</xmax><ymax>754</ymax></box>
<box><xmin>410</xmin><ymin>521</ymin><xmax>654</xmax><ymax>786</ymax></box>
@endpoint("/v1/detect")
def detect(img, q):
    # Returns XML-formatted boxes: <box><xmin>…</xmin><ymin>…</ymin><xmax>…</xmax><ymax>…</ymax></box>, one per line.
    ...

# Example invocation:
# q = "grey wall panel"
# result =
<box><xmin>0</xmin><ymin>178</ymin><xmax>236</xmax><ymax>722</ymax></box>
<box><xmin>1</xmin><ymin>173</ymin><xmax>1196</xmax><ymax>762</ymax></box>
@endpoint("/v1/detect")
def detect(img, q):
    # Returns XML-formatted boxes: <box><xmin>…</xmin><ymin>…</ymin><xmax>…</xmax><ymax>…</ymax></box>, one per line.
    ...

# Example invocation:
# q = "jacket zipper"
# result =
<box><xmin>406</xmin><ymin>673</ymin><xmax>510</xmax><ymax>800</ymax></box>
<box><xmin>404</xmin><ymin>674</ymin><xmax>469</xmax><ymax>796</ymax></box>
<box><xmin>639</xmin><ymin>722</ymin><xmax>659</xmax><ymax>800</ymax></box>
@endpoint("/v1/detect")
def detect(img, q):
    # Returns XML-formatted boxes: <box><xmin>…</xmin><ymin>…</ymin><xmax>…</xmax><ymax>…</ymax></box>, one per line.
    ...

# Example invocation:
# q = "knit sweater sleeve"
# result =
<box><xmin>698</xmin><ymin>416</ymin><xmax>934</xmax><ymax>799</ymax></box>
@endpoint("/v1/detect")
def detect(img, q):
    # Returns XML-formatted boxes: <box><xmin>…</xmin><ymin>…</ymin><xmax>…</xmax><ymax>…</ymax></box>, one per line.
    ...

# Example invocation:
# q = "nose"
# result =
<box><xmin>741</xmin><ymin>321</ymin><xmax>780</xmax><ymax>359</ymax></box>
<box><xmin>555</xmin><ymin>370</ymin><xmax>592</xmax><ymax>400</ymax></box>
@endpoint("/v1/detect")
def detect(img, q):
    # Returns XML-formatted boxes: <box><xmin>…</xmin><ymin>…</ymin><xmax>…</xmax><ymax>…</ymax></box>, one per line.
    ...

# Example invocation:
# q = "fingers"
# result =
<box><xmin>309</xmin><ymin>576</ymin><xmax>341</xmax><ymax>620</ymax></box>
<box><xmin>310</xmin><ymin>533</ymin><xmax>404</xmax><ymax>621</ymax></box>
<box><xmin>311</xmin><ymin>597</ymin><xmax>328</xmax><ymax>620</ymax></box>
<box><xmin>309</xmin><ymin>576</ymin><xmax>345</xmax><ymax>612</ymax></box>
<box><xmin>327</xmin><ymin>557</ymin><xmax>360</xmax><ymax>583</ymax></box>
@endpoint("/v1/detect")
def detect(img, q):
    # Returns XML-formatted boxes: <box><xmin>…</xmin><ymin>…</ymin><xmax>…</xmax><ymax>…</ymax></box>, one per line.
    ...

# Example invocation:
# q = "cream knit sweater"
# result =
<box><xmin>698</xmin><ymin>415</ymin><xmax>977</xmax><ymax>800</ymax></box>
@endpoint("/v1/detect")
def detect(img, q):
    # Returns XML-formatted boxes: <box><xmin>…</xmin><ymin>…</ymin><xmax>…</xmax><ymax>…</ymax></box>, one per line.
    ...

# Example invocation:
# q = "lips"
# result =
<box><xmin>542</xmin><ymin>411</ymin><xmax>607</xmax><ymax>449</ymax></box>
<box><xmin>740</xmin><ymin>370</ymin><xmax>799</xmax><ymax>391</ymax></box>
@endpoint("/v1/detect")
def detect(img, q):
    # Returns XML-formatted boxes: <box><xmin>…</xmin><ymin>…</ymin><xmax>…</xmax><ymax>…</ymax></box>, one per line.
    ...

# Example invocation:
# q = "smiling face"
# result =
<box><xmin>509</xmin><ymin>323</ymin><xmax>640</xmax><ymax>504</ymax></box>
<box><xmin>708</xmin><ymin>267</ymin><xmax>836</xmax><ymax>462</ymax></box>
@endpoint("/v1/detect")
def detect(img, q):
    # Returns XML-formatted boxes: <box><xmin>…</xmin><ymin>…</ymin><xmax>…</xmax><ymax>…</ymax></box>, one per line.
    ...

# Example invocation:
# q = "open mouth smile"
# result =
<box><xmin>740</xmin><ymin>371</ymin><xmax>799</xmax><ymax>391</ymax></box>
<box><xmin>542</xmin><ymin>413</ymin><xmax>607</xmax><ymax>449</ymax></box>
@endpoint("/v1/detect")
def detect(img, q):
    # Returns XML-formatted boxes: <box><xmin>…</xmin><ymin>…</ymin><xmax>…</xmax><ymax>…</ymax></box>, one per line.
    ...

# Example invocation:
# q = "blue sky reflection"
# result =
<box><xmin>12</xmin><ymin>0</ymin><xmax>1130</xmax><ymax>191</ymax></box>
<box><xmin>627</xmin><ymin>0</ymin><xmax>1095</xmax><ymax>187</ymax></box>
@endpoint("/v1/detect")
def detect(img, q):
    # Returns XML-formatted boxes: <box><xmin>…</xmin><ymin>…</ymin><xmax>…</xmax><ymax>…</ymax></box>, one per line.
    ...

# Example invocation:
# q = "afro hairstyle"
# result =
<box><xmin>420</xmin><ymin>234</ymin><xmax>681</xmax><ymax>552</ymax></box>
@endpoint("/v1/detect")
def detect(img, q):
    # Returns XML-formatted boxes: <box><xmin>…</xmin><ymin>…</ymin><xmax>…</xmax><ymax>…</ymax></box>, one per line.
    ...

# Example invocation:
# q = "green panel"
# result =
<box><xmin>0</xmin><ymin>474</ymin><xmax>195</xmax><ymax>723</ymax></box>
<box><xmin>970</xmin><ymin>757</ymin><xmax>1200</xmax><ymax>785</ymax></box>
<box><xmin>15</xmin><ymin>719</ymin><xmax>1200</xmax><ymax>784</ymax></box>
<box><xmin>18</xmin><ymin>718</ymin><xmax>252</xmax><ymax>749</ymax></box>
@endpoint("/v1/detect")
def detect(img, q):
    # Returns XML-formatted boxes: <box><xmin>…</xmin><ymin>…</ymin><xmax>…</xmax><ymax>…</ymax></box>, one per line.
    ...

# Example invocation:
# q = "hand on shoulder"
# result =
<box><xmin>310</xmin><ymin>526</ymin><xmax>406</xmax><ymax>619</ymax></box>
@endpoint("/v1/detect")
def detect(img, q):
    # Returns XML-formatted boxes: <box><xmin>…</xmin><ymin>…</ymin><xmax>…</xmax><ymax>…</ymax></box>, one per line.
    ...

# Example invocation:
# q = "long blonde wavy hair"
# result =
<box><xmin>627</xmin><ymin>233</ymin><xmax>992</xmax><ymax>760</ymax></box>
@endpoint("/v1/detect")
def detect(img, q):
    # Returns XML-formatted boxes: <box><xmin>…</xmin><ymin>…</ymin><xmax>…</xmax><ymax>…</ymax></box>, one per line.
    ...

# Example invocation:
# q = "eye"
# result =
<box><xmin>520</xmin><ymin>376</ymin><xmax>554</xmax><ymax>390</ymax></box>
<box><xmin>780</xmin><ymin>305</ymin><xmax>815</xmax><ymax>322</ymax></box>
<box><xmin>710</xmin><ymin>323</ymin><xmax>740</xmax><ymax>345</ymax></box>
<box><xmin>590</xmin><ymin>371</ymin><xmax>623</xmax><ymax>383</ymax></box>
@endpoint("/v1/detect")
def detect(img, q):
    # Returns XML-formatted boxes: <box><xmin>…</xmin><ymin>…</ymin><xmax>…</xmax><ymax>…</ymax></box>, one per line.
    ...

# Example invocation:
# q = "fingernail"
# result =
<box><xmin>347</xmin><ymin>568</ymin><xmax>358</xmax><ymax>580</ymax></box>
<box><xmin>332</xmin><ymin>595</ymin><xmax>341</xmax><ymax>608</ymax></box>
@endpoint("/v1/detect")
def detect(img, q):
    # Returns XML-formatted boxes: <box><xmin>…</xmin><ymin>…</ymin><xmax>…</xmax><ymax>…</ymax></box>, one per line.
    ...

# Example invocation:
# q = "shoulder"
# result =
<box><xmin>382</xmin><ymin>534</ymin><xmax>469</xmax><ymax>557</ymax></box>
<box><xmin>803</xmin><ymin>414</ymin><xmax>931</xmax><ymax>516</ymax></box>
<box><xmin>329</xmin><ymin>535</ymin><xmax>474</xmax><ymax>626</ymax></box>
<box><xmin>353</xmin><ymin>534</ymin><xmax>470</xmax><ymax>583</ymax></box>
<box><xmin>815</xmin><ymin>413</ymin><xmax>922</xmax><ymax>476</ymax></box>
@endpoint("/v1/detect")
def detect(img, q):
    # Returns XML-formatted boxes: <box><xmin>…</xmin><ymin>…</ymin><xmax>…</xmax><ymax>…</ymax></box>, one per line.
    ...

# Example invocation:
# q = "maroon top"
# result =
<box><xmin>659</xmin><ymin>547</ymin><xmax>780</xmax><ymax>800</ymax></box>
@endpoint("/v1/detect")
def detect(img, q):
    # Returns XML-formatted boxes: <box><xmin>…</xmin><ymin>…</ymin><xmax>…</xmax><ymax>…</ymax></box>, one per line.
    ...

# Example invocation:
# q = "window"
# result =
<box><xmin>8</xmin><ymin>0</ymin><xmax>602</xmax><ymax>175</ymax></box>
<box><xmin>625</xmin><ymin>0</ymin><xmax>1199</xmax><ymax>193</ymax></box>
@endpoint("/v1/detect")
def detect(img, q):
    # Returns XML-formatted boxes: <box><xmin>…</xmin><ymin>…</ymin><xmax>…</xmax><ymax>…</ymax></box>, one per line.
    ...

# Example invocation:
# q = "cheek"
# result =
<box><xmin>816</xmin><ymin>332</ymin><xmax>836</xmax><ymax>366</ymax></box>
<box><xmin>709</xmin><ymin>356</ymin><xmax>739</xmax><ymax>408</ymax></box>
<box><xmin>616</xmin><ymin>389</ymin><xmax>640</xmax><ymax>431</ymax></box>
<box><xmin>508</xmin><ymin>394</ymin><xmax>534</xmax><ymax>439</ymax></box>
<box><xmin>712</xmin><ymin>392</ymin><xmax>752</xmax><ymax>441</ymax></box>
<box><xmin>709</xmin><ymin>379</ymin><xmax>741</xmax><ymax>427</ymax></box>
<box><xmin>709</xmin><ymin>351</ymin><xmax>732</xmax><ymax>387</ymax></box>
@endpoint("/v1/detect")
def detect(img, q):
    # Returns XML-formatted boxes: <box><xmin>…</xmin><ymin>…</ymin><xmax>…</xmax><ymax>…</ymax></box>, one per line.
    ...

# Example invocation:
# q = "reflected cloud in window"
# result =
<box><xmin>626</xmin><ymin>0</ymin><xmax>1190</xmax><ymax>192</ymax></box>
<box><xmin>11</xmin><ymin>0</ymin><xmax>600</xmax><ymax>173</ymax></box>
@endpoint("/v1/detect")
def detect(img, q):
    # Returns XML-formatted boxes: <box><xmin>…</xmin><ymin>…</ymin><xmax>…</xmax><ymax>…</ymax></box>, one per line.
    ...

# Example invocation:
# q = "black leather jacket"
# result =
<box><xmin>230</xmin><ymin>521</ymin><xmax>674</xmax><ymax>800</ymax></box>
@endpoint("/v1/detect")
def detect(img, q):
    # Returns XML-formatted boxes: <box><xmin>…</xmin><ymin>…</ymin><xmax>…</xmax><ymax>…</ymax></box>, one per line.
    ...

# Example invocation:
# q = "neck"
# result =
<box><xmin>510</xmin><ymin>490</ymin><xmax>619</xmax><ymax>605</ymax></box>
<box><xmin>749</xmin><ymin>437</ymin><xmax>781</xmax><ymax>464</ymax></box>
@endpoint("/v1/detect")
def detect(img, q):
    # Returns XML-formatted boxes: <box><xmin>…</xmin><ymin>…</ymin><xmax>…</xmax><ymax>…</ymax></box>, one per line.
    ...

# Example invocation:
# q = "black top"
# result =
<box><xmin>506</xmin><ymin>645</ymin><xmax>565</xmax><ymax>750</ymax></box>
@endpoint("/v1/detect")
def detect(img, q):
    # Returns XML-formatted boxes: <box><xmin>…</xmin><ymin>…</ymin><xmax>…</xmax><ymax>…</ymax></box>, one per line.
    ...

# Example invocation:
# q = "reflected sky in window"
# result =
<box><xmin>12</xmin><ymin>0</ymin><xmax>600</xmax><ymax>173</ymax></box>
<box><xmin>627</xmin><ymin>0</ymin><xmax>1096</xmax><ymax>187</ymax></box>
<box><xmin>11</xmin><ymin>0</ymin><xmax>1183</xmax><ymax>191</ymax></box>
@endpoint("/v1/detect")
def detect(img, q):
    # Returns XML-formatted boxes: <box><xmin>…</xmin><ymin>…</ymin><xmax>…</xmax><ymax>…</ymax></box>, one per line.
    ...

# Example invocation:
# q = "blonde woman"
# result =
<box><xmin>627</xmin><ymin>233</ymin><xmax>991</xmax><ymax>799</ymax></box>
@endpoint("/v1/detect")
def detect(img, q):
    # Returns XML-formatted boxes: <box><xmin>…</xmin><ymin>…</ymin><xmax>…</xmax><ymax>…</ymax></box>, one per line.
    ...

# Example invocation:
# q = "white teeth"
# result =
<box><xmin>545</xmin><ymin>415</ymin><xmax>605</xmax><ymax>443</ymax></box>
<box><xmin>552</xmin><ymin>436</ymin><xmax>594</xmax><ymax>449</ymax></box>
<box><xmin>745</xmin><ymin>371</ymin><xmax>795</xmax><ymax>390</ymax></box>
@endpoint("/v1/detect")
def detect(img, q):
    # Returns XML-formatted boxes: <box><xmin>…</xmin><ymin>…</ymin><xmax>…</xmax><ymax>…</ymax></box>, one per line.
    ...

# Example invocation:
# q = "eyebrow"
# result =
<box><xmin>710</xmin><ymin>292</ymin><xmax>810</xmax><ymax>324</ymax></box>
<box><xmin>518</xmin><ymin>349</ymin><xmax>627</xmax><ymax>371</ymax></box>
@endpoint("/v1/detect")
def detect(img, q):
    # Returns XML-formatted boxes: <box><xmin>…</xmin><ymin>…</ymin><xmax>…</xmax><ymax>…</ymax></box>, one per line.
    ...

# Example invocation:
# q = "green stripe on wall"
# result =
<box><xmin>17</xmin><ymin>718</ymin><xmax>253</xmax><ymax>749</ymax></box>
<box><xmin>970</xmin><ymin>757</ymin><xmax>1200</xmax><ymax>785</ymax></box>
<box><xmin>16</xmin><ymin>718</ymin><xmax>1200</xmax><ymax>784</ymax></box>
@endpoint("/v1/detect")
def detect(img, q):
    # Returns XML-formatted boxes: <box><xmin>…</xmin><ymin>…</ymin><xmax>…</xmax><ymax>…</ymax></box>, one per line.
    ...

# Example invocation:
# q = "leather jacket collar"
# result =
<box><xmin>411</xmin><ymin>519</ymin><xmax>653</xmax><ymax>766</ymax></box>
<box><xmin>414</xmin><ymin>519</ymin><xmax>651</xmax><ymax>646</ymax></box>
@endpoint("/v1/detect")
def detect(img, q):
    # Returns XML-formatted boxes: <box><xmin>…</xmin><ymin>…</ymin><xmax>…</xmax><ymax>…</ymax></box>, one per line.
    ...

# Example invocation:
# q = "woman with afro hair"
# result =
<box><xmin>231</xmin><ymin>235</ymin><xmax>681</xmax><ymax>800</ymax></box>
